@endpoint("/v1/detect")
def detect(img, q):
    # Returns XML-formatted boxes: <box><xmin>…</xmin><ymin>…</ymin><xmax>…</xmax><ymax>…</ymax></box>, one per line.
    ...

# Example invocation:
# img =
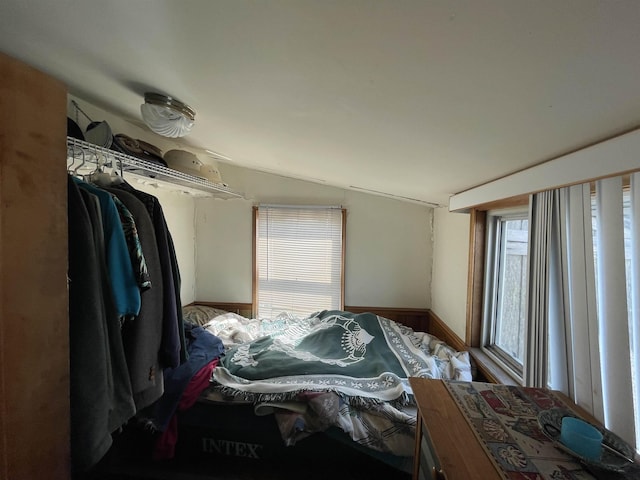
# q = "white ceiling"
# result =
<box><xmin>2</xmin><ymin>1</ymin><xmax>640</xmax><ymax>206</ymax></box>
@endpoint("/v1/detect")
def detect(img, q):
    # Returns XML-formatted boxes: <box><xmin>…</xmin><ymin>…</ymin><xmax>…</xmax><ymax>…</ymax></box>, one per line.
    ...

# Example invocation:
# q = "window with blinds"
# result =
<box><xmin>255</xmin><ymin>205</ymin><xmax>345</xmax><ymax>319</ymax></box>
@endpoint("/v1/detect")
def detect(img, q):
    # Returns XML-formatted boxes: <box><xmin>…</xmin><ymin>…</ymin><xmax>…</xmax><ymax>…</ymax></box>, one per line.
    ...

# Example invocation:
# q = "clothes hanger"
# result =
<box><xmin>72</xmin><ymin>148</ymin><xmax>86</xmax><ymax>177</ymax></box>
<box><xmin>67</xmin><ymin>144</ymin><xmax>78</xmax><ymax>173</ymax></box>
<box><xmin>87</xmin><ymin>151</ymin><xmax>124</xmax><ymax>186</ymax></box>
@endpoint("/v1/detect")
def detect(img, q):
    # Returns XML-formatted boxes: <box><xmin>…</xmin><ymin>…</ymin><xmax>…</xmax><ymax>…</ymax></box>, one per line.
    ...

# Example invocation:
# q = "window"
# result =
<box><xmin>254</xmin><ymin>205</ymin><xmax>345</xmax><ymax>319</ymax></box>
<box><xmin>482</xmin><ymin>208</ymin><xmax>529</xmax><ymax>381</ymax></box>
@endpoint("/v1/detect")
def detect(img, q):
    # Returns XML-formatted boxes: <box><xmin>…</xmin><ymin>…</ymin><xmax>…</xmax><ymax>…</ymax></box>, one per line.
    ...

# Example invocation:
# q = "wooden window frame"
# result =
<box><xmin>466</xmin><ymin>195</ymin><xmax>529</xmax><ymax>384</ymax></box>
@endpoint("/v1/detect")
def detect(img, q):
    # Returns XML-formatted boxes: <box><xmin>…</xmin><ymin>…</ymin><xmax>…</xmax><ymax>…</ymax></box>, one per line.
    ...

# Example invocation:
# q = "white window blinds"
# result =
<box><xmin>256</xmin><ymin>205</ymin><xmax>344</xmax><ymax>319</ymax></box>
<box><xmin>539</xmin><ymin>174</ymin><xmax>640</xmax><ymax>450</ymax></box>
<box><xmin>593</xmin><ymin>176</ymin><xmax>636</xmax><ymax>447</ymax></box>
<box><xmin>560</xmin><ymin>184</ymin><xmax>602</xmax><ymax>419</ymax></box>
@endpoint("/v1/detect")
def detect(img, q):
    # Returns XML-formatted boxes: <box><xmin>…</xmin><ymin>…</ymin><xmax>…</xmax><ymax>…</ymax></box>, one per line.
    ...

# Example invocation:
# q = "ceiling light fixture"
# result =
<box><xmin>140</xmin><ymin>92</ymin><xmax>196</xmax><ymax>138</ymax></box>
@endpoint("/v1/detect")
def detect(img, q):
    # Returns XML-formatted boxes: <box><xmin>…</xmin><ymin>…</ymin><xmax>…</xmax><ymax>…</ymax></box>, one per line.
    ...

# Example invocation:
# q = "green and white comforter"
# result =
<box><xmin>208</xmin><ymin>310</ymin><xmax>472</xmax><ymax>461</ymax></box>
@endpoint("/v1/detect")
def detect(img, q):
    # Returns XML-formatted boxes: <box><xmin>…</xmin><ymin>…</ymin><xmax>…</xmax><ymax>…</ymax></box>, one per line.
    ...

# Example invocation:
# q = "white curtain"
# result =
<box><xmin>546</xmin><ymin>189</ymin><xmax>569</xmax><ymax>394</ymax></box>
<box><xmin>560</xmin><ymin>184</ymin><xmax>603</xmax><ymax>420</ymax></box>
<box><xmin>525</xmin><ymin>191</ymin><xmax>554</xmax><ymax>388</ymax></box>
<box><xmin>528</xmin><ymin>175</ymin><xmax>638</xmax><ymax>449</ymax></box>
<box><xmin>594</xmin><ymin>176</ymin><xmax>635</xmax><ymax>446</ymax></box>
<box><xmin>631</xmin><ymin>173</ymin><xmax>640</xmax><ymax>449</ymax></box>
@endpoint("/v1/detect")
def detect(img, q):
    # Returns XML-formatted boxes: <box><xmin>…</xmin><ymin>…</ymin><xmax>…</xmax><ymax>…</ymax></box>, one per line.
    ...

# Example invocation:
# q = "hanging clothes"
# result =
<box><xmin>68</xmin><ymin>165</ymin><xmax>190</xmax><ymax>472</ymax></box>
<box><xmin>113</xmin><ymin>181</ymin><xmax>187</xmax><ymax>368</ymax></box>
<box><xmin>103</xmin><ymin>186</ymin><xmax>166</xmax><ymax>410</ymax></box>
<box><xmin>111</xmin><ymin>194</ymin><xmax>152</xmax><ymax>291</ymax></box>
<box><xmin>72</xmin><ymin>177</ymin><xmax>141</xmax><ymax>318</ymax></box>
<box><xmin>68</xmin><ymin>176</ymin><xmax>136</xmax><ymax>474</ymax></box>
<box><xmin>77</xmin><ymin>187</ymin><xmax>136</xmax><ymax>432</ymax></box>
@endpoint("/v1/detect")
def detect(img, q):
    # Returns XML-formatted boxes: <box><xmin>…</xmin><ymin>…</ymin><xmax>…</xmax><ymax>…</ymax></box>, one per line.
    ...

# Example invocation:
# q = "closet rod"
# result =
<box><xmin>66</xmin><ymin>137</ymin><xmax>244</xmax><ymax>199</ymax></box>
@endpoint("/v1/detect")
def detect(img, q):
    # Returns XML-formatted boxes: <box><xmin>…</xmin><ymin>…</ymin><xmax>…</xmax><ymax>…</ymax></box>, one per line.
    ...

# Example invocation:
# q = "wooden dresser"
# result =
<box><xmin>410</xmin><ymin>378</ymin><xmax>500</xmax><ymax>480</ymax></box>
<box><xmin>409</xmin><ymin>378</ymin><xmax>635</xmax><ymax>480</ymax></box>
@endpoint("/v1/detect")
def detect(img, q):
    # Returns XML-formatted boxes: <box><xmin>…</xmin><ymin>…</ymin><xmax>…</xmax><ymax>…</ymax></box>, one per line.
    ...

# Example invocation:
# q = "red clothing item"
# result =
<box><xmin>153</xmin><ymin>359</ymin><xmax>218</xmax><ymax>460</ymax></box>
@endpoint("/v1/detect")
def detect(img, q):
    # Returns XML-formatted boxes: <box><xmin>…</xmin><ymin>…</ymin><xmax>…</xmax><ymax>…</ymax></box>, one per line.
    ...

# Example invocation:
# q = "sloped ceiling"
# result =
<box><xmin>2</xmin><ymin>1</ymin><xmax>640</xmax><ymax>206</ymax></box>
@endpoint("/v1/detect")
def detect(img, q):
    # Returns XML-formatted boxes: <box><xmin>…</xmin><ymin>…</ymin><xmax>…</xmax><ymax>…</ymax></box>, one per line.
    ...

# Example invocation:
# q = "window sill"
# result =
<box><xmin>469</xmin><ymin>347</ymin><xmax>520</xmax><ymax>386</ymax></box>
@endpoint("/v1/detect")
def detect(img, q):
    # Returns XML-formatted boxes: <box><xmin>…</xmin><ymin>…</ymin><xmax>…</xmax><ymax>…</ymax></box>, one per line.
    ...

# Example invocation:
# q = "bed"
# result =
<box><xmin>160</xmin><ymin>305</ymin><xmax>474</xmax><ymax>475</ymax></box>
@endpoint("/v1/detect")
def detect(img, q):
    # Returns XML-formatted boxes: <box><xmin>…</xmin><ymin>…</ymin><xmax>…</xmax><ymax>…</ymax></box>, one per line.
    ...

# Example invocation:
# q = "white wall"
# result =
<box><xmin>344</xmin><ymin>192</ymin><xmax>432</xmax><ymax>308</ymax></box>
<box><xmin>134</xmin><ymin>185</ymin><xmax>197</xmax><ymax>304</ymax></box>
<box><xmin>196</xmin><ymin>166</ymin><xmax>433</xmax><ymax>309</ymax></box>
<box><xmin>195</xmin><ymin>197</ymin><xmax>252</xmax><ymax>303</ymax></box>
<box><xmin>431</xmin><ymin>207</ymin><xmax>470</xmax><ymax>340</ymax></box>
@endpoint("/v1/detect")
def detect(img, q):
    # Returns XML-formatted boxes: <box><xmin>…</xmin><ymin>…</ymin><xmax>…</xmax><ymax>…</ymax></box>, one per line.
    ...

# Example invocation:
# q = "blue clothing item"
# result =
<box><xmin>152</xmin><ymin>324</ymin><xmax>224</xmax><ymax>430</ymax></box>
<box><xmin>74</xmin><ymin>178</ymin><xmax>141</xmax><ymax>317</ymax></box>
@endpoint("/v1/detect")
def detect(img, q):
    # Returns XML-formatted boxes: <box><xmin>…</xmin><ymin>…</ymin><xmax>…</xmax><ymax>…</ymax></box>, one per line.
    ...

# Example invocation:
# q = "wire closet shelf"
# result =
<box><xmin>66</xmin><ymin>136</ymin><xmax>243</xmax><ymax>199</ymax></box>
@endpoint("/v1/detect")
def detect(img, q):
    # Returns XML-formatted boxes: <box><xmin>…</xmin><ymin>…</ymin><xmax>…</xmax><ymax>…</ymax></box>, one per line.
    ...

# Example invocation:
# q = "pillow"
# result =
<box><xmin>182</xmin><ymin>305</ymin><xmax>229</xmax><ymax>326</ymax></box>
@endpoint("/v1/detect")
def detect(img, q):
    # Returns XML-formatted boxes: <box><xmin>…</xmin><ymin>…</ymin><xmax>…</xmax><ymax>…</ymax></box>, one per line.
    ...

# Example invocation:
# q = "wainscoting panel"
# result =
<box><xmin>425</xmin><ymin>310</ymin><xmax>466</xmax><ymax>352</ymax></box>
<box><xmin>193</xmin><ymin>301</ymin><xmax>254</xmax><ymax>319</ymax></box>
<box><xmin>345</xmin><ymin>306</ymin><xmax>430</xmax><ymax>333</ymax></box>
